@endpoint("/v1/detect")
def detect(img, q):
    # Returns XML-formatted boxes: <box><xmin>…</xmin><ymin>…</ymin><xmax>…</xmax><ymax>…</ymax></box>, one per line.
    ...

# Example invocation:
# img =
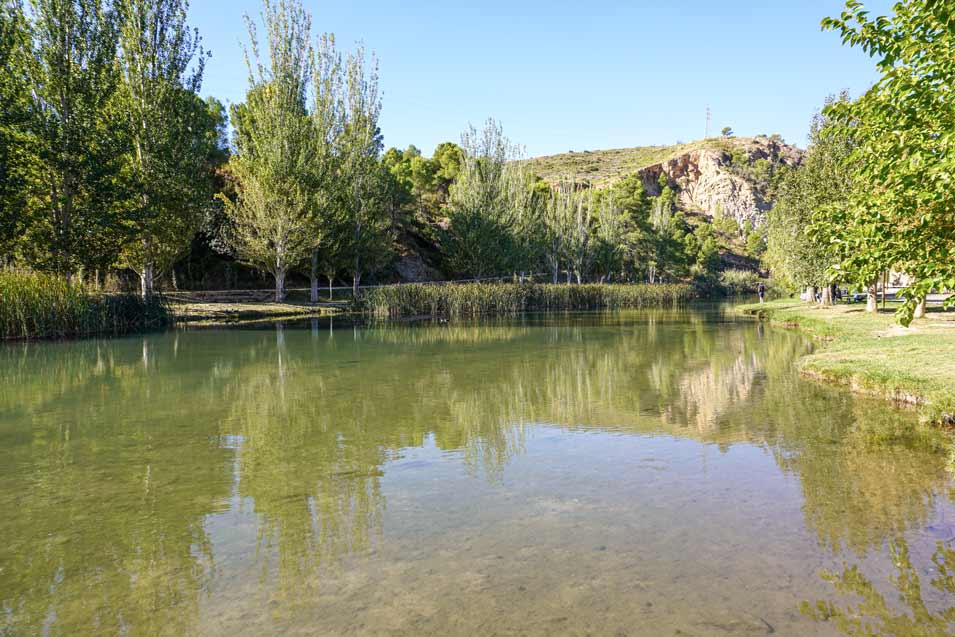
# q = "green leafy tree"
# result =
<box><xmin>540</xmin><ymin>181</ymin><xmax>575</xmax><ymax>282</ymax></box>
<box><xmin>611</xmin><ymin>173</ymin><xmax>653</xmax><ymax>281</ymax></box>
<box><xmin>431</xmin><ymin>141</ymin><xmax>463</xmax><ymax>203</ymax></box>
<box><xmin>721</xmin><ymin>126</ymin><xmax>733</xmax><ymax>137</ymax></box>
<box><xmin>592</xmin><ymin>191</ymin><xmax>625</xmax><ymax>283</ymax></box>
<box><xmin>822</xmin><ymin>1</ymin><xmax>955</xmax><ymax>323</ymax></box>
<box><xmin>0</xmin><ymin>1</ymin><xmax>33</xmax><ymax>262</ymax></box>
<box><xmin>745</xmin><ymin>224</ymin><xmax>767</xmax><ymax>259</ymax></box>
<box><xmin>115</xmin><ymin>0</ymin><xmax>212</xmax><ymax>298</ymax></box>
<box><xmin>336</xmin><ymin>44</ymin><xmax>392</xmax><ymax>295</ymax></box>
<box><xmin>444</xmin><ymin>119</ymin><xmax>527</xmax><ymax>278</ymax></box>
<box><xmin>766</xmin><ymin>93</ymin><xmax>852</xmax><ymax>303</ymax></box>
<box><xmin>306</xmin><ymin>31</ymin><xmax>343</xmax><ymax>302</ymax></box>
<box><xmin>565</xmin><ymin>189</ymin><xmax>593</xmax><ymax>283</ymax></box>
<box><xmin>223</xmin><ymin>0</ymin><xmax>317</xmax><ymax>301</ymax></box>
<box><xmin>24</xmin><ymin>0</ymin><xmax>124</xmax><ymax>277</ymax></box>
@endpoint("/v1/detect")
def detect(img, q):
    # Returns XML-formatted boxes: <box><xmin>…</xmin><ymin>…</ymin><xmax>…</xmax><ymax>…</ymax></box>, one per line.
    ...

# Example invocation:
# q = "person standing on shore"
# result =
<box><xmin>757</xmin><ymin>282</ymin><xmax>766</xmax><ymax>304</ymax></box>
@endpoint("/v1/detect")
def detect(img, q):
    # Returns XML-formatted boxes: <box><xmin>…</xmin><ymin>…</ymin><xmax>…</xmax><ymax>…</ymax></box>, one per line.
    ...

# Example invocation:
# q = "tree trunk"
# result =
<box><xmin>566</xmin><ymin>269</ymin><xmax>572</xmax><ymax>284</ymax></box>
<box><xmin>914</xmin><ymin>296</ymin><xmax>927</xmax><ymax>319</ymax></box>
<box><xmin>171</xmin><ymin>268</ymin><xmax>178</xmax><ymax>291</ymax></box>
<box><xmin>866</xmin><ymin>281</ymin><xmax>878</xmax><ymax>313</ymax></box>
<box><xmin>140</xmin><ymin>263</ymin><xmax>154</xmax><ymax>300</ymax></box>
<box><xmin>310</xmin><ymin>251</ymin><xmax>319</xmax><ymax>303</ymax></box>
<box><xmin>327</xmin><ymin>275</ymin><xmax>334</xmax><ymax>302</ymax></box>
<box><xmin>275</xmin><ymin>270</ymin><xmax>286</xmax><ymax>303</ymax></box>
<box><xmin>575</xmin><ymin>271</ymin><xmax>582</xmax><ymax>284</ymax></box>
<box><xmin>821</xmin><ymin>285</ymin><xmax>833</xmax><ymax>306</ymax></box>
<box><xmin>881</xmin><ymin>271</ymin><xmax>888</xmax><ymax>310</ymax></box>
<box><xmin>352</xmin><ymin>272</ymin><xmax>361</xmax><ymax>298</ymax></box>
<box><xmin>806</xmin><ymin>286</ymin><xmax>816</xmax><ymax>304</ymax></box>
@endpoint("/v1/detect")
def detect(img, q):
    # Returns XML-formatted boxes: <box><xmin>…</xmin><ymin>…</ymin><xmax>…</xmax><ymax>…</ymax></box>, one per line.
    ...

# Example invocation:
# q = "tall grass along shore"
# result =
<box><xmin>361</xmin><ymin>282</ymin><xmax>696</xmax><ymax>319</ymax></box>
<box><xmin>742</xmin><ymin>300</ymin><xmax>955</xmax><ymax>426</ymax></box>
<box><xmin>1</xmin><ymin>270</ymin><xmax>170</xmax><ymax>340</ymax></box>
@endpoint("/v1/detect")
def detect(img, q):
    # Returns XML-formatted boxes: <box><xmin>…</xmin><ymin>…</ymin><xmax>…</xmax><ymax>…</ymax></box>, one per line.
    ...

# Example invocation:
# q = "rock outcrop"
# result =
<box><xmin>638</xmin><ymin>136</ymin><xmax>802</xmax><ymax>228</ymax></box>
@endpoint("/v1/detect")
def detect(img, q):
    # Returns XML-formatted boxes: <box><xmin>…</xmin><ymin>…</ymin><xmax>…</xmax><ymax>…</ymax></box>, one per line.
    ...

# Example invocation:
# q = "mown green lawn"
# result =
<box><xmin>741</xmin><ymin>299</ymin><xmax>955</xmax><ymax>424</ymax></box>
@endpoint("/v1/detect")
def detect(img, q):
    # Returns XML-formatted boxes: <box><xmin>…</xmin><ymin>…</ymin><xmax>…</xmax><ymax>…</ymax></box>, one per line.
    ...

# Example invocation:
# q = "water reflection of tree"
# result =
<box><xmin>767</xmin><ymin>394</ymin><xmax>949</xmax><ymax>555</ymax></box>
<box><xmin>3</xmin><ymin>311</ymin><xmax>953</xmax><ymax>634</ymax></box>
<box><xmin>0</xmin><ymin>338</ymin><xmax>231</xmax><ymax>636</ymax></box>
<box><xmin>219</xmin><ymin>345</ymin><xmax>387</xmax><ymax>599</ymax></box>
<box><xmin>801</xmin><ymin>539</ymin><xmax>955</xmax><ymax>636</ymax></box>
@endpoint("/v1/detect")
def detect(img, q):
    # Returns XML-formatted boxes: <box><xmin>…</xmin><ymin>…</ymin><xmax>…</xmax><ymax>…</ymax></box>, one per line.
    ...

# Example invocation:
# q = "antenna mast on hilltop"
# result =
<box><xmin>705</xmin><ymin>106</ymin><xmax>711</xmax><ymax>139</ymax></box>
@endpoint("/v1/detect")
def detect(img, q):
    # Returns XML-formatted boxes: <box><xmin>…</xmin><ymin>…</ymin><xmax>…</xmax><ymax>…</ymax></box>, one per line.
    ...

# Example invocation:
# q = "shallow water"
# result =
<box><xmin>1</xmin><ymin>307</ymin><xmax>953</xmax><ymax>636</ymax></box>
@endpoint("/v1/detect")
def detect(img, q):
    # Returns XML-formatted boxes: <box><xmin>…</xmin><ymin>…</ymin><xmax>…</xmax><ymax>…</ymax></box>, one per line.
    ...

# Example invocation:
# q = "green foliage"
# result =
<box><xmin>721</xmin><ymin>126</ymin><xmax>733</xmax><ymax>137</ymax></box>
<box><xmin>382</xmin><ymin>141</ymin><xmax>463</xmax><ymax>219</ymax></box>
<box><xmin>718</xmin><ymin>269</ymin><xmax>764</xmax><ymax>295</ymax></box>
<box><xmin>223</xmin><ymin>0</ymin><xmax>319</xmax><ymax>300</ymax></box>
<box><xmin>766</xmin><ymin>94</ymin><xmax>852</xmax><ymax>292</ymax></box>
<box><xmin>0</xmin><ymin>1</ymin><xmax>33</xmax><ymax>260</ymax></box>
<box><xmin>822</xmin><ymin>0</ymin><xmax>955</xmax><ymax>325</ymax></box>
<box><xmin>444</xmin><ymin>119</ymin><xmax>530</xmax><ymax>278</ymax></box>
<box><xmin>713</xmin><ymin>204</ymin><xmax>740</xmax><ymax>236</ymax></box>
<box><xmin>745</xmin><ymin>224</ymin><xmax>767</xmax><ymax>258</ymax></box>
<box><xmin>361</xmin><ymin>282</ymin><xmax>695</xmax><ymax>319</ymax></box>
<box><xmin>726</xmin><ymin>151</ymin><xmax>790</xmax><ymax>200</ymax></box>
<box><xmin>115</xmin><ymin>0</ymin><xmax>213</xmax><ymax>296</ymax></box>
<box><xmin>21</xmin><ymin>0</ymin><xmax>127</xmax><ymax>275</ymax></box>
<box><xmin>0</xmin><ymin>269</ymin><xmax>169</xmax><ymax>339</ymax></box>
<box><xmin>332</xmin><ymin>44</ymin><xmax>392</xmax><ymax>293</ymax></box>
<box><xmin>686</xmin><ymin>222</ymin><xmax>720</xmax><ymax>274</ymax></box>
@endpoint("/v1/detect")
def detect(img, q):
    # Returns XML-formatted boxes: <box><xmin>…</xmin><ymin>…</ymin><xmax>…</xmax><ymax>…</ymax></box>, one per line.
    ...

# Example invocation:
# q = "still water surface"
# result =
<box><xmin>1</xmin><ymin>307</ymin><xmax>954</xmax><ymax>636</ymax></box>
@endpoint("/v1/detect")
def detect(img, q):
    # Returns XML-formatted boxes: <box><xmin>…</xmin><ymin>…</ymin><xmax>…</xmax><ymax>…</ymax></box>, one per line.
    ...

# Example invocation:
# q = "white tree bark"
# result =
<box><xmin>140</xmin><ymin>263</ymin><xmax>154</xmax><ymax>300</ymax></box>
<box><xmin>310</xmin><ymin>251</ymin><xmax>319</xmax><ymax>303</ymax></box>
<box><xmin>821</xmin><ymin>285</ymin><xmax>833</xmax><ymax>306</ymax></box>
<box><xmin>914</xmin><ymin>296</ymin><xmax>927</xmax><ymax>319</ymax></box>
<box><xmin>275</xmin><ymin>270</ymin><xmax>286</xmax><ymax>303</ymax></box>
<box><xmin>866</xmin><ymin>281</ymin><xmax>878</xmax><ymax>313</ymax></box>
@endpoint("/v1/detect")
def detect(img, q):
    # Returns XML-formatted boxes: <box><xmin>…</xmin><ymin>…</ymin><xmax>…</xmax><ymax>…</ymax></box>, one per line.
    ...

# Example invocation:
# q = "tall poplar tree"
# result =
<box><xmin>306</xmin><ymin>32</ymin><xmax>343</xmax><ymax>302</ymax></box>
<box><xmin>766</xmin><ymin>94</ymin><xmax>852</xmax><ymax>304</ymax></box>
<box><xmin>336</xmin><ymin>44</ymin><xmax>391</xmax><ymax>296</ymax></box>
<box><xmin>25</xmin><ymin>0</ymin><xmax>123</xmax><ymax>277</ymax></box>
<box><xmin>115</xmin><ymin>0</ymin><xmax>212</xmax><ymax>298</ymax></box>
<box><xmin>0</xmin><ymin>1</ymin><xmax>32</xmax><ymax>261</ymax></box>
<box><xmin>224</xmin><ymin>0</ymin><xmax>317</xmax><ymax>301</ymax></box>
<box><xmin>445</xmin><ymin>119</ymin><xmax>526</xmax><ymax>278</ymax></box>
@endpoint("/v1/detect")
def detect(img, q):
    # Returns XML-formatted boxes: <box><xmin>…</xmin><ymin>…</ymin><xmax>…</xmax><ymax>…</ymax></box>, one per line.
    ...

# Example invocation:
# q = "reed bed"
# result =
<box><xmin>0</xmin><ymin>270</ymin><xmax>170</xmax><ymax>340</ymax></box>
<box><xmin>360</xmin><ymin>282</ymin><xmax>696</xmax><ymax>319</ymax></box>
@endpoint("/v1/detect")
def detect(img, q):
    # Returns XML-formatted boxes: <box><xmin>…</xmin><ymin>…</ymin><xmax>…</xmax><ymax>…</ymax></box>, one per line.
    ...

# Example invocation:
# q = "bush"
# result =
<box><xmin>0</xmin><ymin>269</ymin><xmax>171</xmax><ymax>340</ymax></box>
<box><xmin>360</xmin><ymin>282</ymin><xmax>696</xmax><ymax>319</ymax></box>
<box><xmin>718</xmin><ymin>269</ymin><xmax>776</xmax><ymax>297</ymax></box>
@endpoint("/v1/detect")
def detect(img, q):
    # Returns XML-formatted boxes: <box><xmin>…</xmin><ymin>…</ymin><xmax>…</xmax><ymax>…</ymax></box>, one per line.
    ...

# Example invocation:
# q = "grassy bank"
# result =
<box><xmin>1</xmin><ymin>270</ymin><xmax>170</xmax><ymax>340</ymax></box>
<box><xmin>361</xmin><ymin>282</ymin><xmax>696</xmax><ymax>319</ymax></box>
<box><xmin>742</xmin><ymin>300</ymin><xmax>955</xmax><ymax>425</ymax></box>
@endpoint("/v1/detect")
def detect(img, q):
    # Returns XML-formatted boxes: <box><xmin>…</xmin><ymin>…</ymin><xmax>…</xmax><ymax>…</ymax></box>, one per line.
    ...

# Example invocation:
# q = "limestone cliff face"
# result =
<box><xmin>638</xmin><ymin>137</ymin><xmax>802</xmax><ymax>227</ymax></box>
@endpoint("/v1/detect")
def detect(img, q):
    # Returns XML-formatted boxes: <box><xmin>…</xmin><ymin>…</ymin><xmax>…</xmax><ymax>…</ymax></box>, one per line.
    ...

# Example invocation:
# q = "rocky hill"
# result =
<box><xmin>524</xmin><ymin>136</ymin><xmax>803</xmax><ymax>228</ymax></box>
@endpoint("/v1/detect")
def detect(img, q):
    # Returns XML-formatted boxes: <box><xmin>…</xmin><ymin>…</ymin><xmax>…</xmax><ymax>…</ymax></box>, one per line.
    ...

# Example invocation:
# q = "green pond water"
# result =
<box><xmin>1</xmin><ymin>307</ymin><xmax>954</xmax><ymax>636</ymax></box>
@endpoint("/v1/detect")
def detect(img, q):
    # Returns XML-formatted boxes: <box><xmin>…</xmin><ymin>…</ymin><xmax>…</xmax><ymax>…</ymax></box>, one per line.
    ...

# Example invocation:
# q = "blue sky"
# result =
<box><xmin>189</xmin><ymin>0</ymin><xmax>892</xmax><ymax>156</ymax></box>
